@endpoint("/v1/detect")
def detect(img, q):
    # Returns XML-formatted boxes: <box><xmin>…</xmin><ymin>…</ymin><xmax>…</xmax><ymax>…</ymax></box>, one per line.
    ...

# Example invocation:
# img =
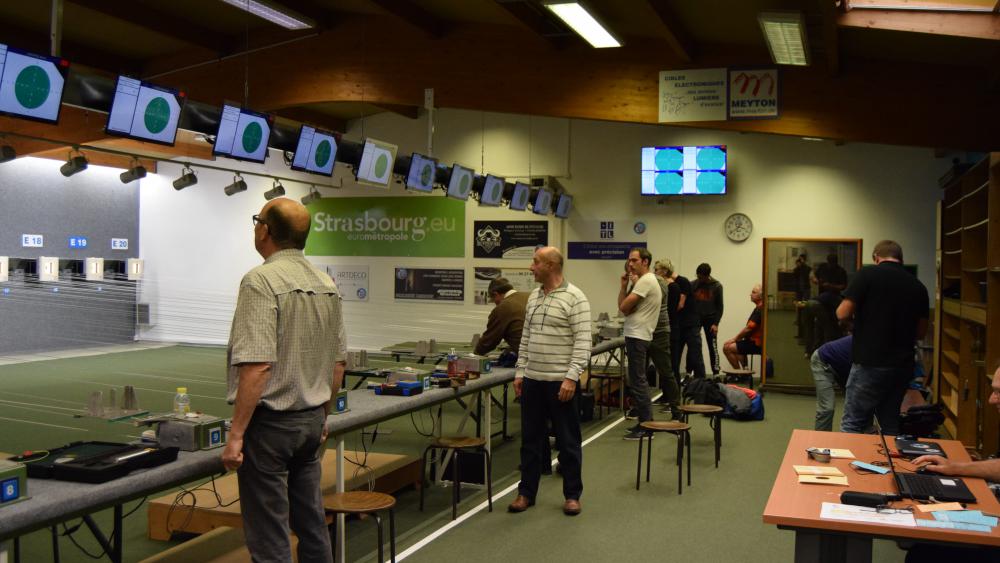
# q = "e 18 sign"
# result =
<box><xmin>21</xmin><ymin>234</ymin><xmax>43</xmax><ymax>248</ymax></box>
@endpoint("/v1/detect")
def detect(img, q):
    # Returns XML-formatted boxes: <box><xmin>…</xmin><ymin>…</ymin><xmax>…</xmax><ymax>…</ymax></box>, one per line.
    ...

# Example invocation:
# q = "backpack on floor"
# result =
<box><xmin>719</xmin><ymin>384</ymin><xmax>752</xmax><ymax>417</ymax></box>
<box><xmin>683</xmin><ymin>377</ymin><xmax>726</xmax><ymax>408</ymax></box>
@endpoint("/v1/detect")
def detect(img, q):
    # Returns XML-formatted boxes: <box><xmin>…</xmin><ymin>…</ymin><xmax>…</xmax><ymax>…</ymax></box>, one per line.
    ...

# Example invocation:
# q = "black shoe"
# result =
<box><xmin>623</xmin><ymin>429</ymin><xmax>652</xmax><ymax>441</ymax></box>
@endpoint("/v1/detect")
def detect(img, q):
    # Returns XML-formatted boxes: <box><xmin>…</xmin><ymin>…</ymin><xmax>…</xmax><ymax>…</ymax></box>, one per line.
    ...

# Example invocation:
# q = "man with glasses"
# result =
<box><xmin>222</xmin><ymin>198</ymin><xmax>346</xmax><ymax>563</ymax></box>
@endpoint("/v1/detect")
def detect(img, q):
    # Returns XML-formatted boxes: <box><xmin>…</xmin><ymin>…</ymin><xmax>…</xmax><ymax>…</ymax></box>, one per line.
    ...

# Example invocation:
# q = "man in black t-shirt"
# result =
<box><xmin>657</xmin><ymin>260</ymin><xmax>705</xmax><ymax>379</ymax></box>
<box><xmin>836</xmin><ymin>240</ymin><xmax>929</xmax><ymax>435</ymax></box>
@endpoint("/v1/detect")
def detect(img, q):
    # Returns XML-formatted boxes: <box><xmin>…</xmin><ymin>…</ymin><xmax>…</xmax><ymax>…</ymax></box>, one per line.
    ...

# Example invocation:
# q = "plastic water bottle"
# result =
<box><xmin>447</xmin><ymin>348</ymin><xmax>459</xmax><ymax>377</ymax></box>
<box><xmin>173</xmin><ymin>387</ymin><xmax>191</xmax><ymax>415</ymax></box>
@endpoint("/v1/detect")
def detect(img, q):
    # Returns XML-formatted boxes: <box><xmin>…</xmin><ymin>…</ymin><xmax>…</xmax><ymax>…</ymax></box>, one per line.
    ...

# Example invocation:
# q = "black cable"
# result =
<box><xmin>61</xmin><ymin>495</ymin><xmax>147</xmax><ymax>559</ymax></box>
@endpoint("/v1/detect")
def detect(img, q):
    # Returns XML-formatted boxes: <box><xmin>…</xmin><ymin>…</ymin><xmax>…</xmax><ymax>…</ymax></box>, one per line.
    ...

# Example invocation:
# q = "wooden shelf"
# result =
<box><xmin>941</xmin><ymin>369</ymin><xmax>959</xmax><ymax>391</ymax></box>
<box><xmin>942</xmin><ymin>351</ymin><xmax>960</xmax><ymax>366</ymax></box>
<box><xmin>943</xmin><ymin>249</ymin><xmax>963</xmax><ymax>255</ymax></box>
<box><xmin>963</xmin><ymin>267</ymin><xmax>988</xmax><ymax>273</ymax></box>
<box><xmin>942</xmin><ymin>298</ymin><xmax>961</xmax><ymax>317</ymax></box>
<box><xmin>943</xmin><ymin>328</ymin><xmax>960</xmax><ymax>341</ymax></box>
<box><xmin>961</xmin><ymin>302</ymin><xmax>988</xmax><ymax>325</ymax></box>
<box><xmin>964</xmin><ymin>218</ymin><xmax>989</xmax><ymax>231</ymax></box>
<box><xmin>944</xmin><ymin>227</ymin><xmax>963</xmax><ymax>237</ymax></box>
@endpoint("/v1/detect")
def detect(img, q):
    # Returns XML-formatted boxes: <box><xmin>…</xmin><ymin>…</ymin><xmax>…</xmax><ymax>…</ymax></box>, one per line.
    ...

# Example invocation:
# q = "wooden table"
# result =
<box><xmin>763</xmin><ymin>430</ymin><xmax>1000</xmax><ymax>562</ymax></box>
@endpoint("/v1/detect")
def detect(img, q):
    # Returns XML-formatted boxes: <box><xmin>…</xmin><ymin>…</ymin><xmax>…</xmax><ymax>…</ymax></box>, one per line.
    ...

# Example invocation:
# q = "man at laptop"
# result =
<box><xmin>913</xmin><ymin>364</ymin><xmax>1000</xmax><ymax>482</ymax></box>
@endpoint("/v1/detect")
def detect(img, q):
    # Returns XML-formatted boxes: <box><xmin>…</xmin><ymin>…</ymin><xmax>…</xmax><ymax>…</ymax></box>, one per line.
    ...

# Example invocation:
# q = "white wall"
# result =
<box><xmin>139</xmin><ymin>108</ymin><xmax>947</xmax><ymax>356</ymax></box>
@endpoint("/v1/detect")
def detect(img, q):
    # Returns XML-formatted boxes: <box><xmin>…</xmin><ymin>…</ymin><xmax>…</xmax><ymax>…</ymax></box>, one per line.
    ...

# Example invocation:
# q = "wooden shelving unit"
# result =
<box><xmin>935</xmin><ymin>153</ymin><xmax>999</xmax><ymax>456</ymax></box>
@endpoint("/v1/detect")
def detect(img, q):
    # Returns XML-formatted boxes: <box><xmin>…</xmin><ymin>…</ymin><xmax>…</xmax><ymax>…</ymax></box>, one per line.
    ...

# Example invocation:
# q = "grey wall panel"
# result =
<box><xmin>0</xmin><ymin>158</ymin><xmax>139</xmax><ymax>354</ymax></box>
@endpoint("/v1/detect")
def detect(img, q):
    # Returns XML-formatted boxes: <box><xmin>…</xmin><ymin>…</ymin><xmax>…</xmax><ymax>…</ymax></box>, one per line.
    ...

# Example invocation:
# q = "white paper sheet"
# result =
<box><xmin>819</xmin><ymin>502</ymin><xmax>916</xmax><ymax>527</ymax></box>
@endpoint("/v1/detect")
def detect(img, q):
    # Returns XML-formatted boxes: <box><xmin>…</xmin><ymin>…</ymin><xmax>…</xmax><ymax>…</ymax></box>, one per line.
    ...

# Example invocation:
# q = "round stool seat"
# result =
<box><xmin>432</xmin><ymin>436</ymin><xmax>487</xmax><ymax>449</ymax></box>
<box><xmin>679</xmin><ymin>404</ymin><xmax>723</xmax><ymax>415</ymax></box>
<box><xmin>640</xmin><ymin>421</ymin><xmax>690</xmax><ymax>432</ymax></box>
<box><xmin>324</xmin><ymin>491</ymin><xmax>396</xmax><ymax>514</ymax></box>
<box><xmin>722</xmin><ymin>368</ymin><xmax>753</xmax><ymax>376</ymax></box>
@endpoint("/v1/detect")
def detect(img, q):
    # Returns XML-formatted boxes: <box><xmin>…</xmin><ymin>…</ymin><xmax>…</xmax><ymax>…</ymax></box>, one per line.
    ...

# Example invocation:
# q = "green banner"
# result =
<box><xmin>305</xmin><ymin>196</ymin><xmax>465</xmax><ymax>257</ymax></box>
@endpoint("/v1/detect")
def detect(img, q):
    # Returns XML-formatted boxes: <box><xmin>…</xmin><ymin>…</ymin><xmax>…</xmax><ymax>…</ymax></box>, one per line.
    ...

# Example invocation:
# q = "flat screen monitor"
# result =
<box><xmin>532</xmin><ymin>188</ymin><xmax>553</xmax><ymax>215</ymax></box>
<box><xmin>479</xmin><ymin>175</ymin><xmax>505</xmax><ymax>206</ymax></box>
<box><xmin>447</xmin><ymin>164</ymin><xmax>474</xmax><ymax>201</ymax></box>
<box><xmin>356</xmin><ymin>138</ymin><xmax>398</xmax><ymax>188</ymax></box>
<box><xmin>405</xmin><ymin>153</ymin><xmax>437</xmax><ymax>192</ymax></box>
<box><xmin>554</xmin><ymin>194</ymin><xmax>573</xmax><ymax>218</ymax></box>
<box><xmin>106</xmin><ymin>75</ymin><xmax>185</xmax><ymax>145</ymax></box>
<box><xmin>640</xmin><ymin>145</ymin><xmax>727</xmax><ymax>195</ymax></box>
<box><xmin>509</xmin><ymin>182</ymin><xmax>530</xmax><ymax>211</ymax></box>
<box><xmin>0</xmin><ymin>43</ymin><xmax>68</xmax><ymax>124</ymax></box>
<box><xmin>213</xmin><ymin>104</ymin><xmax>273</xmax><ymax>163</ymax></box>
<box><xmin>291</xmin><ymin>125</ymin><xmax>339</xmax><ymax>177</ymax></box>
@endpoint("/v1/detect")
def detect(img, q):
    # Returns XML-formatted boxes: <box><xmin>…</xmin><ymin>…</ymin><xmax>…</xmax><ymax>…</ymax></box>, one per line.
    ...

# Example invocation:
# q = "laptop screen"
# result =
<box><xmin>873</xmin><ymin>416</ymin><xmax>903</xmax><ymax>491</ymax></box>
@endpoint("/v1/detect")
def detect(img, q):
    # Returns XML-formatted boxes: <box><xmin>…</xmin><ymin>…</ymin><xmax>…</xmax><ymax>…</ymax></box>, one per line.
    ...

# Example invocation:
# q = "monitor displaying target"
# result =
<box><xmin>508</xmin><ymin>182</ymin><xmax>531</xmax><ymax>211</ymax></box>
<box><xmin>446</xmin><ymin>163</ymin><xmax>474</xmax><ymax>201</ymax></box>
<box><xmin>106</xmin><ymin>75</ymin><xmax>185</xmax><ymax>146</ymax></box>
<box><xmin>405</xmin><ymin>153</ymin><xmax>437</xmax><ymax>192</ymax></box>
<box><xmin>291</xmin><ymin>125</ymin><xmax>340</xmax><ymax>177</ymax></box>
<box><xmin>0</xmin><ymin>43</ymin><xmax>69</xmax><ymax>124</ymax></box>
<box><xmin>356</xmin><ymin>138</ymin><xmax>398</xmax><ymax>188</ymax></box>
<box><xmin>479</xmin><ymin>175</ymin><xmax>505</xmax><ymax>206</ymax></box>
<box><xmin>213</xmin><ymin>104</ymin><xmax>273</xmax><ymax>163</ymax></box>
<box><xmin>640</xmin><ymin>145</ymin><xmax>727</xmax><ymax>196</ymax></box>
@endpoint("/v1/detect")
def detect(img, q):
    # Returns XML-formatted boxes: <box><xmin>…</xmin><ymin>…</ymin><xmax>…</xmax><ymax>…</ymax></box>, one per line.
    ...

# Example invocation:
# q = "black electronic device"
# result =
<box><xmin>15</xmin><ymin>441</ymin><xmax>178</xmax><ymax>484</ymax></box>
<box><xmin>894</xmin><ymin>437</ymin><xmax>946</xmax><ymax>459</ymax></box>
<box><xmin>874</xmin><ymin>418</ymin><xmax>975</xmax><ymax>503</ymax></box>
<box><xmin>840</xmin><ymin>491</ymin><xmax>900</xmax><ymax>508</ymax></box>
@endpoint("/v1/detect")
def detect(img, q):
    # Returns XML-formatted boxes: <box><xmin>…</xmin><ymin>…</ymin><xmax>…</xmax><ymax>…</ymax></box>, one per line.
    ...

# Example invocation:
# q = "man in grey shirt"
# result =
<box><xmin>222</xmin><ymin>198</ymin><xmax>347</xmax><ymax>563</ymax></box>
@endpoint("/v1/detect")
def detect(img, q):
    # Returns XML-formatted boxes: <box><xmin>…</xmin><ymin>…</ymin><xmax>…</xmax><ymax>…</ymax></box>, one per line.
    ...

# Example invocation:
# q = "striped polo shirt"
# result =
<box><xmin>227</xmin><ymin>249</ymin><xmax>347</xmax><ymax>411</ymax></box>
<box><xmin>515</xmin><ymin>280</ymin><xmax>592</xmax><ymax>382</ymax></box>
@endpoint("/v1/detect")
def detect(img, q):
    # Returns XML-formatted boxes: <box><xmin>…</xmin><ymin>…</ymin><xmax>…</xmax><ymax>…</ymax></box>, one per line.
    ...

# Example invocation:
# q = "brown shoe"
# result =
<box><xmin>563</xmin><ymin>499</ymin><xmax>581</xmax><ymax>516</ymax></box>
<box><xmin>508</xmin><ymin>495</ymin><xmax>534</xmax><ymax>513</ymax></box>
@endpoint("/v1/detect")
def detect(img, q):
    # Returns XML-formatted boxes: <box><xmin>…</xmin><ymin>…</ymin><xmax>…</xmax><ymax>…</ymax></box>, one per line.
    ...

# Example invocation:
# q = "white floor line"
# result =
<box><xmin>0</xmin><ymin>416</ymin><xmax>90</xmax><ymax>431</ymax></box>
<box><xmin>394</xmin><ymin>408</ymin><xmax>629</xmax><ymax>562</ymax></box>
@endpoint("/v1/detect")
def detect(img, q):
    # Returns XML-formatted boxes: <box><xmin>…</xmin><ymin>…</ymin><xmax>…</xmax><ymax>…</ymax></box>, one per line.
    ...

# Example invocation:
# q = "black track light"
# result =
<box><xmin>224</xmin><ymin>173</ymin><xmax>247</xmax><ymax>196</ymax></box>
<box><xmin>60</xmin><ymin>150</ymin><xmax>88</xmax><ymax>177</ymax></box>
<box><xmin>264</xmin><ymin>179</ymin><xmax>285</xmax><ymax>200</ymax></box>
<box><xmin>173</xmin><ymin>166</ymin><xmax>198</xmax><ymax>190</ymax></box>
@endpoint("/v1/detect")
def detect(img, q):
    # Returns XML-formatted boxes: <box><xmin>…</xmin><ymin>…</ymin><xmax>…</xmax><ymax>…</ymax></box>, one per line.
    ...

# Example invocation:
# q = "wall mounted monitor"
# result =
<box><xmin>531</xmin><ymin>188</ymin><xmax>553</xmax><ymax>215</ymax></box>
<box><xmin>213</xmin><ymin>104</ymin><xmax>274</xmax><ymax>163</ymax></box>
<box><xmin>356</xmin><ymin>138</ymin><xmax>398</xmax><ymax>188</ymax></box>
<box><xmin>405</xmin><ymin>153</ymin><xmax>438</xmax><ymax>192</ymax></box>
<box><xmin>291</xmin><ymin>125</ymin><xmax>340</xmax><ymax>176</ymax></box>
<box><xmin>446</xmin><ymin>163</ymin><xmax>474</xmax><ymax>201</ymax></box>
<box><xmin>554</xmin><ymin>194</ymin><xmax>573</xmax><ymax>218</ymax></box>
<box><xmin>641</xmin><ymin>145</ymin><xmax>727</xmax><ymax>195</ymax></box>
<box><xmin>479</xmin><ymin>175</ymin><xmax>505</xmax><ymax>206</ymax></box>
<box><xmin>0</xmin><ymin>43</ymin><xmax>69</xmax><ymax>124</ymax></box>
<box><xmin>508</xmin><ymin>182</ymin><xmax>531</xmax><ymax>211</ymax></box>
<box><xmin>106</xmin><ymin>75</ymin><xmax>185</xmax><ymax>145</ymax></box>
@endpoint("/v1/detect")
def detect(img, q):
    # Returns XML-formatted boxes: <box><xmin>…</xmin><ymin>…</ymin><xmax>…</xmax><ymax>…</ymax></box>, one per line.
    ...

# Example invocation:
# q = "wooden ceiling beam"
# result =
<box><xmin>838</xmin><ymin>9</ymin><xmax>1000</xmax><ymax>41</ymax></box>
<box><xmin>271</xmin><ymin>107</ymin><xmax>347</xmax><ymax>134</ymax></box>
<box><xmin>493</xmin><ymin>0</ymin><xmax>571</xmax><ymax>48</ymax></box>
<box><xmin>264</xmin><ymin>0</ymin><xmax>341</xmax><ymax>30</ymax></box>
<box><xmin>370</xmin><ymin>103</ymin><xmax>420</xmax><ymax>119</ymax></box>
<box><xmin>646</xmin><ymin>0</ymin><xmax>695</xmax><ymax>63</ymax></box>
<box><xmin>367</xmin><ymin>0</ymin><xmax>448</xmax><ymax>38</ymax></box>
<box><xmin>68</xmin><ymin>0</ymin><xmax>232</xmax><ymax>54</ymax></box>
<box><xmin>818</xmin><ymin>0</ymin><xmax>841</xmax><ymax>75</ymax></box>
<box><xmin>1</xmin><ymin>22</ymin><xmax>141</xmax><ymax>75</ymax></box>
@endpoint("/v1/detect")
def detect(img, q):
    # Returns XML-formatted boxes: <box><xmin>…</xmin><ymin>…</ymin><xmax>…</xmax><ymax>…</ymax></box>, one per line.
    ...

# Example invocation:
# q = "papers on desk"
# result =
<box><xmin>917</xmin><ymin>520</ymin><xmax>992</xmax><ymax>533</ymax></box>
<box><xmin>795</xmin><ymin>465</ymin><xmax>848</xmax><ymax>486</ymax></box>
<box><xmin>915</xmin><ymin>502</ymin><xmax>964</xmax><ymax>513</ymax></box>
<box><xmin>933</xmin><ymin>510</ymin><xmax>998</xmax><ymax>528</ymax></box>
<box><xmin>826</xmin><ymin>449</ymin><xmax>855</xmax><ymax>459</ymax></box>
<box><xmin>820</xmin><ymin>502</ymin><xmax>916</xmax><ymax>527</ymax></box>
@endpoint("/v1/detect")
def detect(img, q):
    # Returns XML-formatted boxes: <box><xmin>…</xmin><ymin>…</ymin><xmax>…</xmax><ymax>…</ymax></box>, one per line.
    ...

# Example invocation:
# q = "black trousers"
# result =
<box><xmin>678</xmin><ymin>324</ymin><xmax>706</xmax><ymax>377</ymax></box>
<box><xmin>518</xmin><ymin>378</ymin><xmax>583</xmax><ymax>501</ymax></box>
<box><xmin>700</xmin><ymin>319</ymin><xmax>721</xmax><ymax>375</ymax></box>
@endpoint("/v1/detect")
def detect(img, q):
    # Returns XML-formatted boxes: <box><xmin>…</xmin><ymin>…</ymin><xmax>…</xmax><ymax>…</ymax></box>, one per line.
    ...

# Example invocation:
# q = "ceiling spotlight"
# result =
<box><xmin>60</xmin><ymin>150</ymin><xmax>88</xmax><ymax>177</ymax></box>
<box><xmin>224</xmin><ymin>173</ymin><xmax>248</xmax><ymax>196</ymax></box>
<box><xmin>264</xmin><ymin>179</ymin><xmax>285</xmax><ymax>200</ymax></box>
<box><xmin>0</xmin><ymin>145</ymin><xmax>15</xmax><ymax>163</ymax></box>
<box><xmin>120</xmin><ymin>159</ymin><xmax>147</xmax><ymax>184</ymax></box>
<box><xmin>173</xmin><ymin>166</ymin><xmax>198</xmax><ymax>190</ymax></box>
<box><xmin>301</xmin><ymin>186</ymin><xmax>321</xmax><ymax>206</ymax></box>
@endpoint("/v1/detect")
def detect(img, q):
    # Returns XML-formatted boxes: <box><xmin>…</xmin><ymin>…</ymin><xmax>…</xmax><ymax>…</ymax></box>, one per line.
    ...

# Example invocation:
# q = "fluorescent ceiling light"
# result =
<box><xmin>219</xmin><ymin>0</ymin><xmax>315</xmax><ymax>30</ymax></box>
<box><xmin>544</xmin><ymin>2</ymin><xmax>622</xmax><ymax>48</ymax></box>
<box><xmin>758</xmin><ymin>11</ymin><xmax>809</xmax><ymax>66</ymax></box>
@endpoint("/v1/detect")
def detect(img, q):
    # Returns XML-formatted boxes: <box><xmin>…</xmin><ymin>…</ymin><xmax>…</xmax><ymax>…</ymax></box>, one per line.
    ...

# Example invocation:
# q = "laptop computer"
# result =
<box><xmin>894</xmin><ymin>436</ymin><xmax>946</xmax><ymax>459</ymax></box>
<box><xmin>875</xmin><ymin>418</ymin><xmax>976</xmax><ymax>503</ymax></box>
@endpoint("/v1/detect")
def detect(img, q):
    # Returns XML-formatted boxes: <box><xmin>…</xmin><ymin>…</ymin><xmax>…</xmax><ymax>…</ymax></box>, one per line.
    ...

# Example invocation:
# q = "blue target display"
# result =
<box><xmin>641</xmin><ymin>145</ymin><xmax>727</xmax><ymax>196</ymax></box>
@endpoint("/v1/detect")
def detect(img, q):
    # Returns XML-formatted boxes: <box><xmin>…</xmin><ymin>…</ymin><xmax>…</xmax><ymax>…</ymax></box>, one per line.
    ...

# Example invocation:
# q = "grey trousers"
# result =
<box><xmin>811</xmin><ymin>350</ymin><xmax>838</xmax><ymax>432</ymax></box>
<box><xmin>238</xmin><ymin>406</ymin><xmax>333</xmax><ymax>563</ymax></box>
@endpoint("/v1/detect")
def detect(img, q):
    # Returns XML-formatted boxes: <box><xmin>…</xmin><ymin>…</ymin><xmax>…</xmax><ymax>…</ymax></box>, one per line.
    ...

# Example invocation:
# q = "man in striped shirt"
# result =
<box><xmin>508</xmin><ymin>246</ymin><xmax>591</xmax><ymax>516</ymax></box>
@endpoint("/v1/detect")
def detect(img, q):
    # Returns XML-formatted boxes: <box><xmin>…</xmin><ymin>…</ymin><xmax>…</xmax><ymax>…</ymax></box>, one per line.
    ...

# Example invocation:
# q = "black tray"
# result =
<box><xmin>13</xmin><ymin>441</ymin><xmax>178</xmax><ymax>484</ymax></box>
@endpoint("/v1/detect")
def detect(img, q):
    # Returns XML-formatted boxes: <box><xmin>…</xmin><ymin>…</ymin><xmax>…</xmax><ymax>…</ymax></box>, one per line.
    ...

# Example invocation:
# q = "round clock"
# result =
<box><xmin>724</xmin><ymin>213</ymin><xmax>753</xmax><ymax>242</ymax></box>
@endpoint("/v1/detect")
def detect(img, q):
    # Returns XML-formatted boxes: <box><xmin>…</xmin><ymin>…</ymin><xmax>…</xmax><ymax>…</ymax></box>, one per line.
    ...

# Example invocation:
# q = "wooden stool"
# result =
<box><xmin>635</xmin><ymin>421</ymin><xmax>691</xmax><ymax>494</ymax></box>
<box><xmin>587</xmin><ymin>372</ymin><xmax>624</xmax><ymax>418</ymax></box>
<box><xmin>723</xmin><ymin>368</ymin><xmax>754</xmax><ymax>389</ymax></box>
<box><xmin>678</xmin><ymin>404</ymin><xmax>724</xmax><ymax>468</ymax></box>
<box><xmin>324</xmin><ymin>491</ymin><xmax>396</xmax><ymax>563</ymax></box>
<box><xmin>419</xmin><ymin>436</ymin><xmax>493</xmax><ymax>520</ymax></box>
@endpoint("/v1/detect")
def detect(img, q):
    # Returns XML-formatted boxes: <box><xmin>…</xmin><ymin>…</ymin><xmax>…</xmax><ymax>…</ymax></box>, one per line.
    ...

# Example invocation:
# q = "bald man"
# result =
<box><xmin>222</xmin><ymin>198</ymin><xmax>346</xmax><ymax>563</ymax></box>
<box><xmin>509</xmin><ymin>246</ymin><xmax>591</xmax><ymax>516</ymax></box>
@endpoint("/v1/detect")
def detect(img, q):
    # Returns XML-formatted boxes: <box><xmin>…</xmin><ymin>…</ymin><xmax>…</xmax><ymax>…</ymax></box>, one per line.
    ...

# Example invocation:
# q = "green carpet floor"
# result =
<box><xmin>0</xmin><ymin>345</ymin><xmax>907</xmax><ymax>562</ymax></box>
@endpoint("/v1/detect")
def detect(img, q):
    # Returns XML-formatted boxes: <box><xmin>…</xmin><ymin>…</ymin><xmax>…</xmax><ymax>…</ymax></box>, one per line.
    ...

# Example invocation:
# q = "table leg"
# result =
<box><xmin>793</xmin><ymin>530</ymin><xmax>872</xmax><ymax>563</ymax></box>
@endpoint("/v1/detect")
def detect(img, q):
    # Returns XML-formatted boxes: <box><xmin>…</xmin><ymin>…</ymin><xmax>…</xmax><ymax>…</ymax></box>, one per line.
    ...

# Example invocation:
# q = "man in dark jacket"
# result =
<box><xmin>475</xmin><ymin>277</ymin><xmax>529</xmax><ymax>356</ymax></box>
<box><xmin>691</xmin><ymin>263</ymin><xmax>724</xmax><ymax>376</ymax></box>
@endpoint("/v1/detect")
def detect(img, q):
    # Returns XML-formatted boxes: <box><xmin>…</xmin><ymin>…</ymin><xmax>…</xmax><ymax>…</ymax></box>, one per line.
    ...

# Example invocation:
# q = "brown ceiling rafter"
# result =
<box><xmin>271</xmin><ymin>107</ymin><xmax>348</xmax><ymax>134</ymax></box>
<box><xmin>838</xmin><ymin>9</ymin><xmax>1000</xmax><ymax>41</ymax></box>
<box><xmin>646</xmin><ymin>0</ymin><xmax>695</xmax><ymax>63</ymax></box>
<box><xmin>370</xmin><ymin>103</ymin><xmax>420</xmax><ymax>119</ymax></box>
<box><xmin>259</xmin><ymin>0</ymin><xmax>342</xmax><ymax>30</ymax></box>
<box><xmin>367</xmin><ymin>0</ymin><xmax>449</xmax><ymax>38</ymax></box>
<box><xmin>68</xmin><ymin>0</ymin><xmax>233</xmax><ymax>54</ymax></box>
<box><xmin>3</xmin><ymin>22</ymin><xmax>142</xmax><ymax>75</ymax></box>
<box><xmin>818</xmin><ymin>0</ymin><xmax>841</xmax><ymax>75</ymax></box>
<box><xmin>493</xmin><ymin>0</ymin><xmax>573</xmax><ymax>48</ymax></box>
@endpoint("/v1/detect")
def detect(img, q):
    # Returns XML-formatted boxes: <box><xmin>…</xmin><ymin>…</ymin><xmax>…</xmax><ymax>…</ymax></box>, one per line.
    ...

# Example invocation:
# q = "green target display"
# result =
<box><xmin>479</xmin><ymin>175</ymin><xmax>505</xmax><ymax>206</ymax></box>
<box><xmin>0</xmin><ymin>43</ymin><xmax>68</xmax><ymax>123</ymax></box>
<box><xmin>356</xmin><ymin>138</ymin><xmax>398</xmax><ymax>188</ymax></box>
<box><xmin>106</xmin><ymin>75</ymin><xmax>185</xmax><ymax>145</ymax></box>
<box><xmin>405</xmin><ymin>153</ymin><xmax>438</xmax><ymax>192</ymax></box>
<box><xmin>447</xmin><ymin>164</ymin><xmax>474</xmax><ymax>201</ymax></box>
<box><xmin>213</xmin><ymin>104</ymin><xmax>273</xmax><ymax>163</ymax></box>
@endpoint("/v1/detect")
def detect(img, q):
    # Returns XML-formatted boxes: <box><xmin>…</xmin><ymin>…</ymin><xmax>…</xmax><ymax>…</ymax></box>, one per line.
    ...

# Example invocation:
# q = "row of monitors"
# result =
<box><xmin>0</xmin><ymin>43</ymin><xmax>571</xmax><ymax>217</ymax></box>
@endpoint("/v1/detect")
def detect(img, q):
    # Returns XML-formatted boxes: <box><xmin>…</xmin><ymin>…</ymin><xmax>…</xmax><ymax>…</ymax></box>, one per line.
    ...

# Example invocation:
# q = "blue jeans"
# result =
<box><xmin>840</xmin><ymin>363</ymin><xmax>910</xmax><ymax>435</ymax></box>
<box><xmin>625</xmin><ymin>337</ymin><xmax>652</xmax><ymax>422</ymax></box>
<box><xmin>811</xmin><ymin>350</ymin><xmax>837</xmax><ymax>431</ymax></box>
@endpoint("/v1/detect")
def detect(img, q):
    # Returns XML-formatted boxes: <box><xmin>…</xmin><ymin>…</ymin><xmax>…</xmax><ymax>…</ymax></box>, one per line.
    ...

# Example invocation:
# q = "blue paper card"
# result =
<box><xmin>918</xmin><ymin>519</ymin><xmax>992</xmax><ymax>533</ymax></box>
<box><xmin>933</xmin><ymin>510</ymin><xmax>998</xmax><ymax>527</ymax></box>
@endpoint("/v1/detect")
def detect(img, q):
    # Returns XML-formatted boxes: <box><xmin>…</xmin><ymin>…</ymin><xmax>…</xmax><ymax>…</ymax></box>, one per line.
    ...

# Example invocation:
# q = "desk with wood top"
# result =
<box><xmin>763</xmin><ymin>430</ymin><xmax>1000</xmax><ymax>563</ymax></box>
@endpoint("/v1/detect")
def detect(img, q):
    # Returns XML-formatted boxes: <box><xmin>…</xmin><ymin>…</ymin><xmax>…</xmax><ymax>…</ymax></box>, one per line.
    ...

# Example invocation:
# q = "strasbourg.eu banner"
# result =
<box><xmin>304</xmin><ymin>196</ymin><xmax>465</xmax><ymax>257</ymax></box>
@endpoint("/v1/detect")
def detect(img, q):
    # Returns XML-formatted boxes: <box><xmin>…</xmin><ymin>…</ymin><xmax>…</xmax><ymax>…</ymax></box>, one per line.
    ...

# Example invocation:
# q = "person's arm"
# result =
<box><xmin>475</xmin><ymin>307</ymin><xmax>504</xmax><ymax>355</ymax></box>
<box><xmin>677</xmin><ymin>292</ymin><xmax>687</xmax><ymax>312</ymax></box>
<box><xmin>726</xmin><ymin>321</ymin><xmax>754</xmax><ymax>345</ymax></box>
<box><xmin>836</xmin><ymin>298</ymin><xmax>855</xmax><ymax>322</ymax></box>
<box><xmin>560</xmin><ymin>293</ymin><xmax>592</xmax><ymax>401</ymax></box>
<box><xmin>222</xmin><ymin>362</ymin><xmax>270</xmax><ymax>471</ymax></box>
<box><xmin>619</xmin><ymin>292</ymin><xmax>641</xmax><ymax>315</ymax></box>
<box><xmin>912</xmin><ymin>455</ymin><xmax>1000</xmax><ymax>481</ymax></box>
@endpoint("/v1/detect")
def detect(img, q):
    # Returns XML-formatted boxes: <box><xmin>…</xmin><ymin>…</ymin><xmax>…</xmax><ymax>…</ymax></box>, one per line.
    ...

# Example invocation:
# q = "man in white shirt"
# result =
<box><xmin>619</xmin><ymin>247</ymin><xmax>662</xmax><ymax>440</ymax></box>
